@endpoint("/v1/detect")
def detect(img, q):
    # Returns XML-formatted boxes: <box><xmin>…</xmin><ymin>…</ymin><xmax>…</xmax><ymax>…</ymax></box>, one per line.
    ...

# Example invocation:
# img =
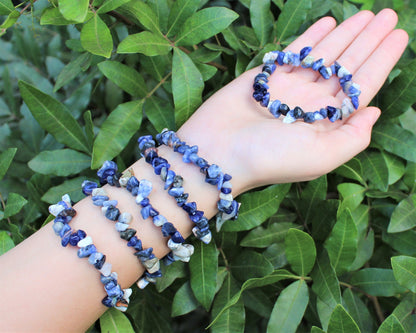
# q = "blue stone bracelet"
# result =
<box><xmin>81</xmin><ymin>180</ymin><xmax>162</xmax><ymax>289</ymax></box>
<box><xmin>156</xmin><ymin>129</ymin><xmax>240</xmax><ymax>231</ymax></box>
<box><xmin>137</xmin><ymin>135</ymin><xmax>212</xmax><ymax>244</ymax></box>
<box><xmin>96</xmin><ymin>161</ymin><xmax>195</xmax><ymax>266</ymax></box>
<box><xmin>49</xmin><ymin>194</ymin><xmax>131</xmax><ymax>311</ymax></box>
<box><xmin>253</xmin><ymin>46</ymin><xmax>361</xmax><ymax>123</ymax></box>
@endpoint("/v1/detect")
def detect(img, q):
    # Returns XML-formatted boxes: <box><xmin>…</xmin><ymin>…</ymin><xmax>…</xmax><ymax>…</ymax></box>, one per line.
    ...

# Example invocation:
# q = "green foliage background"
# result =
<box><xmin>1</xmin><ymin>0</ymin><xmax>416</xmax><ymax>332</ymax></box>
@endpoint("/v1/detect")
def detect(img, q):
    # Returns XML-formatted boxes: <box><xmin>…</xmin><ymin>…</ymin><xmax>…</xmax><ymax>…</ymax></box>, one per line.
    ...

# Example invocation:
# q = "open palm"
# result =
<box><xmin>178</xmin><ymin>9</ymin><xmax>408</xmax><ymax>194</ymax></box>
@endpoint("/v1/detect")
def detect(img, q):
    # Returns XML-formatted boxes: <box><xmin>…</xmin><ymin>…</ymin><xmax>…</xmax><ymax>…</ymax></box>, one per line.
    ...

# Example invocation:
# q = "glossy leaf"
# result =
<box><xmin>383</xmin><ymin>229</ymin><xmax>416</xmax><ymax>255</ymax></box>
<box><xmin>99</xmin><ymin>308</ymin><xmax>135</xmax><ymax>333</ymax></box>
<box><xmin>0</xmin><ymin>0</ymin><xmax>14</xmax><ymax>15</ymax></box>
<box><xmin>189</xmin><ymin>241</ymin><xmax>218</xmax><ymax>310</ymax></box>
<box><xmin>80</xmin><ymin>14</ymin><xmax>113</xmax><ymax>58</ymax></box>
<box><xmin>98</xmin><ymin>61</ymin><xmax>147</xmax><ymax>98</ymax></box>
<box><xmin>0</xmin><ymin>231</ymin><xmax>14</xmax><ymax>255</ymax></box>
<box><xmin>392</xmin><ymin>293</ymin><xmax>416</xmax><ymax>332</ymax></box>
<box><xmin>40</xmin><ymin>7</ymin><xmax>77</xmax><ymax>25</ymax></box>
<box><xmin>144</xmin><ymin>96</ymin><xmax>175</xmax><ymax>132</ymax></box>
<box><xmin>156</xmin><ymin>262</ymin><xmax>186</xmax><ymax>292</ymax></box>
<box><xmin>373</xmin><ymin>124</ymin><xmax>416</xmax><ymax>162</ymax></box>
<box><xmin>171</xmin><ymin>281</ymin><xmax>199</xmax><ymax>317</ymax></box>
<box><xmin>327</xmin><ymin>304</ymin><xmax>360</xmax><ymax>333</ymax></box>
<box><xmin>172</xmin><ymin>48</ymin><xmax>203</xmax><ymax>128</ymax></box>
<box><xmin>266</xmin><ymin>280</ymin><xmax>309</xmax><ymax>333</ymax></box>
<box><xmin>211</xmin><ymin>274</ymin><xmax>245</xmax><ymax>333</ymax></box>
<box><xmin>276</xmin><ymin>0</ymin><xmax>312</xmax><ymax>42</ymax></box>
<box><xmin>337</xmin><ymin>183</ymin><xmax>366</xmax><ymax>212</ymax></box>
<box><xmin>240</xmin><ymin>222</ymin><xmax>297</xmax><ymax>248</ymax></box>
<box><xmin>0</xmin><ymin>147</ymin><xmax>16</xmax><ymax>181</ymax></box>
<box><xmin>231</xmin><ymin>250</ymin><xmax>273</xmax><ymax>281</ymax></box>
<box><xmin>360</xmin><ymin>150</ymin><xmax>389</xmax><ymax>191</ymax></box>
<box><xmin>117</xmin><ymin>1</ymin><xmax>161</xmax><ymax>34</ymax></box>
<box><xmin>18</xmin><ymin>81</ymin><xmax>90</xmax><ymax>154</ymax></box>
<box><xmin>383</xmin><ymin>152</ymin><xmax>405</xmax><ymax>185</ymax></box>
<box><xmin>92</xmin><ymin>100</ymin><xmax>143</xmax><ymax>169</ymax></box>
<box><xmin>58</xmin><ymin>0</ymin><xmax>88</xmax><ymax>23</ymax></box>
<box><xmin>167</xmin><ymin>0</ymin><xmax>199</xmax><ymax>37</ymax></box>
<box><xmin>335</xmin><ymin>158</ymin><xmax>366</xmax><ymax>185</ymax></box>
<box><xmin>28</xmin><ymin>149</ymin><xmax>90</xmax><ymax>176</ymax></box>
<box><xmin>285</xmin><ymin>229</ymin><xmax>316</xmax><ymax>276</ymax></box>
<box><xmin>97</xmin><ymin>0</ymin><xmax>131</xmax><ymax>13</ymax></box>
<box><xmin>300</xmin><ymin>175</ymin><xmax>327</xmax><ymax>222</ymax></box>
<box><xmin>343</xmin><ymin>288</ymin><xmax>374</xmax><ymax>333</ymax></box>
<box><xmin>54</xmin><ymin>53</ymin><xmax>90</xmax><ymax>92</ymax></box>
<box><xmin>377</xmin><ymin>314</ymin><xmax>406</xmax><ymax>333</ymax></box>
<box><xmin>41</xmin><ymin>177</ymin><xmax>86</xmax><ymax>204</ymax></box>
<box><xmin>147</xmin><ymin>0</ymin><xmax>169</xmax><ymax>32</ymax></box>
<box><xmin>117</xmin><ymin>31</ymin><xmax>172</xmax><ymax>56</ymax></box>
<box><xmin>4</xmin><ymin>193</ymin><xmax>27</xmax><ymax>218</ymax></box>
<box><xmin>222</xmin><ymin>183</ymin><xmax>291</xmax><ymax>232</ymax></box>
<box><xmin>391</xmin><ymin>255</ymin><xmax>416</xmax><ymax>292</ymax></box>
<box><xmin>83</xmin><ymin>111</ymin><xmax>95</xmax><ymax>149</ymax></box>
<box><xmin>250</xmin><ymin>0</ymin><xmax>273</xmax><ymax>46</ymax></box>
<box><xmin>176</xmin><ymin>7</ymin><xmax>238</xmax><ymax>46</ymax></box>
<box><xmin>324</xmin><ymin>209</ymin><xmax>358</xmax><ymax>275</ymax></box>
<box><xmin>388</xmin><ymin>194</ymin><xmax>416</xmax><ymax>233</ymax></box>
<box><xmin>350</xmin><ymin>268</ymin><xmax>407</xmax><ymax>296</ymax></box>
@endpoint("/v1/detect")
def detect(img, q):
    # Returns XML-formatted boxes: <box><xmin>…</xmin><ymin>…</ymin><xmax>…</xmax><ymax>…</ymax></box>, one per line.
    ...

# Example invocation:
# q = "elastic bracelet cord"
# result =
<box><xmin>137</xmin><ymin>135</ymin><xmax>212</xmax><ymax>244</ymax></box>
<box><xmin>253</xmin><ymin>46</ymin><xmax>361</xmax><ymax>123</ymax></box>
<box><xmin>96</xmin><ymin>161</ymin><xmax>195</xmax><ymax>266</ymax></box>
<box><xmin>156</xmin><ymin>129</ymin><xmax>240</xmax><ymax>231</ymax></box>
<box><xmin>49</xmin><ymin>195</ymin><xmax>131</xmax><ymax>311</ymax></box>
<box><xmin>81</xmin><ymin>181</ymin><xmax>162</xmax><ymax>289</ymax></box>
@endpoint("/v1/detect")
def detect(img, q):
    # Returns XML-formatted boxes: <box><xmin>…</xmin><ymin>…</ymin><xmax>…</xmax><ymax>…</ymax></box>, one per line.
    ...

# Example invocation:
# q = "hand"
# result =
<box><xmin>178</xmin><ymin>9</ymin><xmax>408</xmax><ymax>194</ymax></box>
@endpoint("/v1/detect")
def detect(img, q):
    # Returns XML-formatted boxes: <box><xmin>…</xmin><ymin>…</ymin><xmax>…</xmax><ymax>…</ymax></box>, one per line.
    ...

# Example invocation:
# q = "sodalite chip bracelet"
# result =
<box><xmin>156</xmin><ymin>129</ymin><xmax>240</xmax><ymax>231</ymax></box>
<box><xmin>81</xmin><ymin>180</ymin><xmax>162</xmax><ymax>289</ymax></box>
<box><xmin>49</xmin><ymin>194</ymin><xmax>131</xmax><ymax>311</ymax></box>
<box><xmin>96</xmin><ymin>161</ymin><xmax>195</xmax><ymax>265</ymax></box>
<box><xmin>253</xmin><ymin>46</ymin><xmax>361</xmax><ymax>123</ymax></box>
<box><xmin>138</xmin><ymin>135</ymin><xmax>212</xmax><ymax>244</ymax></box>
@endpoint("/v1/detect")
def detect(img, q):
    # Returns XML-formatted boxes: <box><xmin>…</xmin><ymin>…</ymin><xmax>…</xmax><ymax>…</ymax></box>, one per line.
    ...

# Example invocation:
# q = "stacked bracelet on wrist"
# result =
<box><xmin>253</xmin><ymin>46</ymin><xmax>361</xmax><ymax>123</ymax></box>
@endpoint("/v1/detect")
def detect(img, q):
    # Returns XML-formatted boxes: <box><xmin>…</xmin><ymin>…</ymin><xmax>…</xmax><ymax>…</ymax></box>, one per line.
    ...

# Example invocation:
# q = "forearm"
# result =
<box><xmin>0</xmin><ymin>135</ymin><xmax>242</xmax><ymax>332</ymax></box>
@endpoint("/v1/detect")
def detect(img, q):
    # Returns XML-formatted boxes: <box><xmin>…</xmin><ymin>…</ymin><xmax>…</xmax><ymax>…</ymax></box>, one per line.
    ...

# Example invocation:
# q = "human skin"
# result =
<box><xmin>0</xmin><ymin>8</ymin><xmax>409</xmax><ymax>332</ymax></box>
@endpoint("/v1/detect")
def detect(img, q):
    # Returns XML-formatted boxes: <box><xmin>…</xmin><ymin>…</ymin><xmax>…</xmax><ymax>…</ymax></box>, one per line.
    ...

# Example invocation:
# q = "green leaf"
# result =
<box><xmin>349</xmin><ymin>228</ymin><xmax>374</xmax><ymax>271</ymax></box>
<box><xmin>83</xmin><ymin>110</ymin><xmax>95</xmax><ymax>149</ymax></box>
<box><xmin>97</xmin><ymin>0</ymin><xmax>131</xmax><ymax>13</ymax></box>
<box><xmin>350</xmin><ymin>268</ymin><xmax>407</xmax><ymax>297</ymax></box>
<box><xmin>222</xmin><ymin>183</ymin><xmax>291</xmax><ymax>232</ymax></box>
<box><xmin>266</xmin><ymin>280</ymin><xmax>309</xmax><ymax>333</ymax></box>
<box><xmin>172</xmin><ymin>48</ymin><xmax>203</xmax><ymax>128</ymax></box>
<box><xmin>275</xmin><ymin>0</ymin><xmax>312</xmax><ymax>43</ymax></box>
<box><xmin>337</xmin><ymin>183</ymin><xmax>366</xmax><ymax>212</ymax></box>
<box><xmin>40</xmin><ymin>7</ymin><xmax>77</xmax><ymax>25</ymax></box>
<box><xmin>327</xmin><ymin>304</ymin><xmax>360</xmax><ymax>333</ymax></box>
<box><xmin>211</xmin><ymin>274</ymin><xmax>245</xmax><ymax>333</ymax></box>
<box><xmin>0</xmin><ymin>147</ymin><xmax>17</xmax><ymax>181</ymax></box>
<box><xmin>147</xmin><ymin>0</ymin><xmax>169</xmax><ymax>33</ymax></box>
<box><xmin>373</xmin><ymin>124</ymin><xmax>416</xmax><ymax>162</ymax></box>
<box><xmin>18</xmin><ymin>81</ymin><xmax>90</xmax><ymax>154</ymax></box>
<box><xmin>324</xmin><ymin>209</ymin><xmax>358</xmax><ymax>275</ymax></box>
<box><xmin>311</xmin><ymin>327</ymin><xmax>326</xmax><ymax>333</ymax></box>
<box><xmin>209</xmin><ymin>269</ymin><xmax>293</xmax><ymax>328</ymax></box>
<box><xmin>392</xmin><ymin>293</ymin><xmax>416</xmax><ymax>333</ymax></box>
<box><xmin>58</xmin><ymin>0</ymin><xmax>88</xmax><ymax>22</ymax></box>
<box><xmin>156</xmin><ymin>261</ymin><xmax>186</xmax><ymax>292</ymax></box>
<box><xmin>377</xmin><ymin>314</ymin><xmax>406</xmax><ymax>333</ymax></box>
<box><xmin>231</xmin><ymin>250</ymin><xmax>273</xmax><ymax>281</ymax></box>
<box><xmin>383</xmin><ymin>152</ymin><xmax>405</xmax><ymax>185</ymax></box>
<box><xmin>171</xmin><ymin>281</ymin><xmax>199</xmax><ymax>317</ymax></box>
<box><xmin>144</xmin><ymin>96</ymin><xmax>175</xmax><ymax>132</ymax></box>
<box><xmin>54</xmin><ymin>53</ymin><xmax>91</xmax><ymax>92</ymax></box>
<box><xmin>176</xmin><ymin>7</ymin><xmax>239</xmax><ymax>46</ymax></box>
<box><xmin>92</xmin><ymin>100</ymin><xmax>143</xmax><ymax>169</ymax></box>
<box><xmin>300</xmin><ymin>175</ymin><xmax>327</xmax><ymax>223</ymax></box>
<box><xmin>250</xmin><ymin>0</ymin><xmax>273</xmax><ymax>46</ymax></box>
<box><xmin>388</xmin><ymin>194</ymin><xmax>416</xmax><ymax>233</ymax></box>
<box><xmin>285</xmin><ymin>229</ymin><xmax>316</xmax><ymax>276</ymax></box>
<box><xmin>99</xmin><ymin>308</ymin><xmax>135</xmax><ymax>333</ymax></box>
<box><xmin>240</xmin><ymin>222</ymin><xmax>297</xmax><ymax>248</ymax></box>
<box><xmin>343</xmin><ymin>288</ymin><xmax>374</xmax><ymax>333</ymax></box>
<box><xmin>0</xmin><ymin>10</ymin><xmax>19</xmax><ymax>30</ymax></box>
<box><xmin>98</xmin><ymin>61</ymin><xmax>147</xmax><ymax>98</ymax></box>
<box><xmin>0</xmin><ymin>231</ymin><xmax>14</xmax><ymax>255</ymax></box>
<box><xmin>359</xmin><ymin>150</ymin><xmax>389</xmax><ymax>191</ymax></box>
<box><xmin>391</xmin><ymin>255</ymin><xmax>416</xmax><ymax>293</ymax></box>
<box><xmin>81</xmin><ymin>14</ymin><xmax>113</xmax><ymax>58</ymax></box>
<box><xmin>381</xmin><ymin>58</ymin><xmax>416</xmax><ymax>119</ymax></box>
<box><xmin>335</xmin><ymin>158</ymin><xmax>366</xmax><ymax>186</ymax></box>
<box><xmin>189</xmin><ymin>241</ymin><xmax>218</xmax><ymax>310</ymax></box>
<box><xmin>28</xmin><ymin>149</ymin><xmax>91</xmax><ymax>176</ymax></box>
<box><xmin>117</xmin><ymin>31</ymin><xmax>172</xmax><ymax>56</ymax></box>
<box><xmin>264</xmin><ymin>243</ymin><xmax>287</xmax><ymax>269</ymax></box>
<box><xmin>41</xmin><ymin>177</ymin><xmax>86</xmax><ymax>204</ymax></box>
<box><xmin>0</xmin><ymin>0</ymin><xmax>13</xmax><ymax>15</ymax></box>
<box><xmin>311</xmin><ymin>250</ymin><xmax>341</xmax><ymax>308</ymax></box>
<box><xmin>4</xmin><ymin>193</ymin><xmax>28</xmax><ymax>218</ymax></box>
<box><xmin>167</xmin><ymin>0</ymin><xmax>199</xmax><ymax>38</ymax></box>
<box><xmin>383</xmin><ymin>229</ymin><xmax>416</xmax><ymax>255</ymax></box>
<box><xmin>117</xmin><ymin>1</ymin><xmax>161</xmax><ymax>34</ymax></box>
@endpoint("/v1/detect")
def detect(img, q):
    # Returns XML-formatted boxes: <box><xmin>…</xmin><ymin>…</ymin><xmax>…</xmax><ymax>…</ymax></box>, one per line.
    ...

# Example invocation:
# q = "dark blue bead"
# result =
<box><xmin>106</xmin><ymin>284</ymin><xmax>122</xmax><ymax>298</ymax></box>
<box><xmin>140</xmin><ymin>198</ymin><xmax>150</xmax><ymax>207</ymax></box>
<box><xmin>120</xmin><ymin>228</ymin><xmax>136</xmax><ymax>241</ymax></box>
<box><xmin>137</xmin><ymin>135</ymin><xmax>155</xmax><ymax>151</ymax></box>
<box><xmin>135</xmin><ymin>247</ymin><xmax>153</xmax><ymax>260</ymax></box>
<box><xmin>195</xmin><ymin>217</ymin><xmax>209</xmax><ymax>229</ymax></box>
<box><xmin>163</xmin><ymin>253</ymin><xmax>175</xmax><ymax>265</ymax></box>
<box><xmin>126</xmin><ymin>176</ymin><xmax>139</xmax><ymax>192</ymax></box>
<box><xmin>168</xmin><ymin>187</ymin><xmax>184</xmax><ymax>197</ymax></box>
<box><xmin>312</xmin><ymin>58</ymin><xmax>324</xmax><ymax>71</ymax></box>
<box><xmin>277</xmin><ymin>51</ymin><xmax>285</xmax><ymax>66</ymax></box>
<box><xmin>254</xmin><ymin>73</ymin><xmax>268</xmax><ymax>83</ymax></box>
<box><xmin>82</xmin><ymin>181</ymin><xmax>98</xmax><ymax>196</ymax></box>
<box><xmin>198</xmin><ymin>225</ymin><xmax>210</xmax><ymax>233</ymax></box>
<box><xmin>279</xmin><ymin>103</ymin><xmax>290</xmax><ymax>116</ymax></box>
<box><xmin>327</xmin><ymin>107</ymin><xmax>341</xmax><ymax>122</ymax></box>
<box><xmin>54</xmin><ymin>214</ymin><xmax>70</xmax><ymax>224</ymax></box>
<box><xmin>61</xmin><ymin>229</ymin><xmax>72</xmax><ymax>247</ymax></box>
<box><xmin>59</xmin><ymin>223</ymin><xmax>71</xmax><ymax>238</ymax></box>
<box><xmin>190</xmin><ymin>210</ymin><xmax>204</xmax><ymax>223</ymax></box>
<box><xmin>164</xmin><ymin>170</ymin><xmax>176</xmax><ymax>189</ymax></box>
<box><xmin>102</xmin><ymin>296</ymin><xmax>116</xmax><ymax>308</ymax></box>
<box><xmin>101</xmin><ymin>274</ymin><xmax>116</xmax><ymax>285</ymax></box>
<box><xmin>176</xmin><ymin>144</ymin><xmax>188</xmax><ymax>154</ymax></box>
<box><xmin>171</xmin><ymin>231</ymin><xmax>185</xmax><ymax>243</ymax></box>
<box><xmin>105</xmin><ymin>206</ymin><xmax>120</xmax><ymax>221</ymax></box>
<box><xmin>351</xmin><ymin>96</ymin><xmax>359</xmax><ymax>109</ymax></box>
<box><xmin>221</xmin><ymin>187</ymin><xmax>232</xmax><ymax>194</ymax></box>
<box><xmin>149</xmin><ymin>207</ymin><xmax>159</xmax><ymax>217</ymax></box>
<box><xmin>77</xmin><ymin>244</ymin><xmax>97</xmax><ymax>258</ymax></box>
<box><xmin>253</xmin><ymin>90</ymin><xmax>265</xmax><ymax>102</ymax></box>
<box><xmin>304</xmin><ymin>112</ymin><xmax>315</xmax><ymax>123</ymax></box>
<box><xmin>183</xmin><ymin>202</ymin><xmax>197</xmax><ymax>214</ymax></box>
<box><xmin>141</xmin><ymin>205</ymin><xmax>151</xmax><ymax>220</ymax></box>
<box><xmin>228</xmin><ymin>200</ymin><xmax>240</xmax><ymax>219</ymax></box>
<box><xmin>333</xmin><ymin>61</ymin><xmax>341</xmax><ymax>75</ymax></box>
<box><xmin>89</xmin><ymin>252</ymin><xmax>106</xmax><ymax>269</ymax></box>
<box><xmin>145</xmin><ymin>270</ymin><xmax>162</xmax><ymax>278</ymax></box>
<box><xmin>145</xmin><ymin>150</ymin><xmax>157</xmax><ymax>163</ymax></box>
<box><xmin>339</xmin><ymin>74</ymin><xmax>352</xmax><ymax>85</ymax></box>
<box><xmin>127</xmin><ymin>236</ymin><xmax>140</xmax><ymax>248</ymax></box>
<box><xmin>293</xmin><ymin>106</ymin><xmax>304</xmax><ymax>119</ymax></box>
<box><xmin>319</xmin><ymin>108</ymin><xmax>328</xmax><ymax>118</ymax></box>
<box><xmin>131</xmin><ymin>187</ymin><xmax>139</xmax><ymax>196</ymax></box>
<box><xmin>97</xmin><ymin>161</ymin><xmax>118</xmax><ymax>182</ymax></box>
<box><xmin>69</xmin><ymin>232</ymin><xmax>81</xmax><ymax>246</ymax></box>
<box><xmin>196</xmin><ymin>158</ymin><xmax>208</xmax><ymax>168</ymax></box>
<box><xmin>319</xmin><ymin>66</ymin><xmax>331</xmax><ymax>79</ymax></box>
<box><xmin>262</xmin><ymin>63</ymin><xmax>276</xmax><ymax>74</ymax></box>
<box><xmin>224</xmin><ymin>174</ymin><xmax>232</xmax><ymax>182</ymax></box>
<box><xmin>260</xmin><ymin>92</ymin><xmax>270</xmax><ymax>107</ymax></box>
<box><xmin>161</xmin><ymin>222</ymin><xmax>177</xmax><ymax>237</ymax></box>
<box><xmin>348</xmin><ymin>85</ymin><xmax>361</xmax><ymax>97</ymax></box>
<box><xmin>299</xmin><ymin>46</ymin><xmax>312</xmax><ymax>60</ymax></box>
